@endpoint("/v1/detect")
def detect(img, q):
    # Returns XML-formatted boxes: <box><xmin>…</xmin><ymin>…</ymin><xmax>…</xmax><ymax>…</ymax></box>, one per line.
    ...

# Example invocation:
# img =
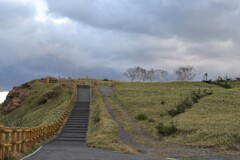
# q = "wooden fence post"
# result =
<box><xmin>21</xmin><ymin>128</ymin><xmax>26</xmax><ymax>153</ymax></box>
<box><xmin>11</xmin><ymin>127</ymin><xmax>16</xmax><ymax>157</ymax></box>
<box><xmin>0</xmin><ymin>125</ymin><xmax>3</xmax><ymax>160</ymax></box>
<box><xmin>4</xmin><ymin>127</ymin><xmax>12</xmax><ymax>159</ymax></box>
<box><xmin>16</xmin><ymin>128</ymin><xmax>21</xmax><ymax>153</ymax></box>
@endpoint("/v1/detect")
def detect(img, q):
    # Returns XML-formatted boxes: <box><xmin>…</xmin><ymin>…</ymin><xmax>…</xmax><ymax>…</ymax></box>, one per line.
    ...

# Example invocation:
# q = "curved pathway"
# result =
<box><xmin>24</xmin><ymin>85</ymin><xmax>167</xmax><ymax>160</ymax></box>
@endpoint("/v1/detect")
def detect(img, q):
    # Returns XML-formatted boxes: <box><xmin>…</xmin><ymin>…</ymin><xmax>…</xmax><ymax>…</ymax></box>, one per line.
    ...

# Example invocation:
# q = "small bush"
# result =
<box><xmin>94</xmin><ymin>116</ymin><xmax>100</xmax><ymax>123</ymax></box>
<box><xmin>148</xmin><ymin>118</ymin><xmax>155</xmax><ymax>123</ymax></box>
<box><xmin>168</xmin><ymin>97</ymin><xmax>192</xmax><ymax>116</ymax></box>
<box><xmin>168</xmin><ymin>90</ymin><xmax>213</xmax><ymax>117</ymax></box>
<box><xmin>156</xmin><ymin>122</ymin><xmax>177</xmax><ymax>136</ymax></box>
<box><xmin>161</xmin><ymin>101</ymin><xmax>165</xmax><ymax>105</ymax></box>
<box><xmin>38</xmin><ymin>86</ymin><xmax>62</xmax><ymax>105</ymax></box>
<box><xmin>136</xmin><ymin>113</ymin><xmax>148</xmax><ymax>121</ymax></box>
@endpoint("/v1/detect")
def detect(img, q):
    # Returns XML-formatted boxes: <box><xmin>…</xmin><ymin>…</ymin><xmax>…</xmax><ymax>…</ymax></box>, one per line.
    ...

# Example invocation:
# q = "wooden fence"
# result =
<box><xmin>0</xmin><ymin>82</ymin><xmax>77</xmax><ymax>160</ymax></box>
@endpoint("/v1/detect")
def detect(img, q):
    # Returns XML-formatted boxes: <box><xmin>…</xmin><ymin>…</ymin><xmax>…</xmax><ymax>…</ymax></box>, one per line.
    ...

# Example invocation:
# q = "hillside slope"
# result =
<box><xmin>0</xmin><ymin>79</ymin><xmax>72</xmax><ymax>127</ymax></box>
<box><xmin>88</xmin><ymin>80</ymin><xmax>240</xmax><ymax>158</ymax></box>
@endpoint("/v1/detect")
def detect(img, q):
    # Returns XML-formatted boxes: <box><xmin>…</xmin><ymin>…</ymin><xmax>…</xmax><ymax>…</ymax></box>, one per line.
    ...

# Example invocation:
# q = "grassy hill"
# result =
<box><xmin>0</xmin><ymin>79</ymin><xmax>72</xmax><ymax>127</ymax></box>
<box><xmin>88</xmin><ymin>80</ymin><xmax>240</xmax><ymax>155</ymax></box>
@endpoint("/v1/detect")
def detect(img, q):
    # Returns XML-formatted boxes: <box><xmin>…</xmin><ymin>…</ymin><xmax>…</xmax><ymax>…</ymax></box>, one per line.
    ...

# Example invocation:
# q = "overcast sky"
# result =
<box><xmin>1</xmin><ymin>0</ymin><xmax>240</xmax><ymax>91</ymax></box>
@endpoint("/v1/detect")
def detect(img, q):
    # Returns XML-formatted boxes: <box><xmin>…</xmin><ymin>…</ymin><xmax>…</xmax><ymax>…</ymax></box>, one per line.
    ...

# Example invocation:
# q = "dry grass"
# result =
<box><xmin>0</xmin><ymin>79</ymin><xmax>72</xmax><ymax>127</ymax></box>
<box><xmin>105</xmin><ymin>81</ymin><xmax>240</xmax><ymax>148</ymax></box>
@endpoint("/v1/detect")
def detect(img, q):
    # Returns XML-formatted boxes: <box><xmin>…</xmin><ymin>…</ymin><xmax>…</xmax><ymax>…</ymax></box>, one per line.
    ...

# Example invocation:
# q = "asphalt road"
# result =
<box><xmin>24</xmin><ymin>144</ymin><xmax>168</xmax><ymax>160</ymax></box>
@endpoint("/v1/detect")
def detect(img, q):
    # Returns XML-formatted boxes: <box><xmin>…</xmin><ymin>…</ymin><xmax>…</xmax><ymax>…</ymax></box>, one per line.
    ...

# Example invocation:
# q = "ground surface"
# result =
<box><xmin>24</xmin><ymin>85</ymin><xmax>167</xmax><ymax>160</ymax></box>
<box><xmin>96</xmin><ymin>83</ymin><xmax>240</xmax><ymax>160</ymax></box>
<box><xmin>24</xmin><ymin>145</ymin><xmax>165</xmax><ymax>160</ymax></box>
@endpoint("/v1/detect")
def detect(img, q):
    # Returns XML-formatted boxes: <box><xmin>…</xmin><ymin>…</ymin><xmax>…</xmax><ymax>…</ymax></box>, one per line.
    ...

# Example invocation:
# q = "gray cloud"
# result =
<box><xmin>1</xmin><ymin>0</ymin><xmax>240</xmax><ymax>91</ymax></box>
<box><xmin>46</xmin><ymin>0</ymin><xmax>240</xmax><ymax>41</ymax></box>
<box><xmin>0</xmin><ymin>54</ymin><xmax>121</xmax><ymax>90</ymax></box>
<box><xmin>0</xmin><ymin>1</ymin><xmax>35</xmax><ymax>28</ymax></box>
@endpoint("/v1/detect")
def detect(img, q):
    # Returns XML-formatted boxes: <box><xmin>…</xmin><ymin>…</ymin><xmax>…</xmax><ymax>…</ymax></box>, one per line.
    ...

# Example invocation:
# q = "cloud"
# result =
<box><xmin>0</xmin><ymin>0</ymin><xmax>35</xmax><ymax>28</ymax></box>
<box><xmin>46</xmin><ymin>0</ymin><xmax>240</xmax><ymax>41</ymax></box>
<box><xmin>1</xmin><ymin>0</ymin><xmax>240</xmax><ymax>90</ymax></box>
<box><xmin>0</xmin><ymin>53</ymin><xmax>121</xmax><ymax>90</ymax></box>
<box><xmin>0</xmin><ymin>91</ymin><xmax>8</xmax><ymax>104</ymax></box>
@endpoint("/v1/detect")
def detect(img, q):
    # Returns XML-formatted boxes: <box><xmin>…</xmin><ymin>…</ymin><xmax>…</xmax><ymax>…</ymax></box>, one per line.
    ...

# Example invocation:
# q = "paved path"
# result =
<box><xmin>25</xmin><ymin>145</ymin><xmax>164</xmax><ymax>160</ymax></box>
<box><xmin>24</xmin><ymin>85</ymin><xmax>167</xmax><ymax>160</ymax></box>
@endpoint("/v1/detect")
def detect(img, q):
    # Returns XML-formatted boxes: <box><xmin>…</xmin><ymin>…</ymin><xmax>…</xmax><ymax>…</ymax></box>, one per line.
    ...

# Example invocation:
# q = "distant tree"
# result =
<box><xmin>123</xmin><ymin>68</ymin><xmax>137</xmax><ymax>81</ymax></box>
<box><xmin>147</xmin><ymin>69</ymin><xmax>155</xmax><ymax>82</ymax></box>
<box><xmin>155</xmin><ymin>69</ymin><xmax>168</xmax><ymax>81</ymax></box>
<box><xmin>135</xmin><ymin>67</ymin><xmax>148</xmax><ymax>82</ymax></box>
<box><xmin>124</xmin><ymin>67</ymin><xmax>168</xmax><ymax>82</ymax></box>
<box><xmin>174</xmin><ymin>66</ymin><xmax>197</xmax><ymax>81</ymax></box>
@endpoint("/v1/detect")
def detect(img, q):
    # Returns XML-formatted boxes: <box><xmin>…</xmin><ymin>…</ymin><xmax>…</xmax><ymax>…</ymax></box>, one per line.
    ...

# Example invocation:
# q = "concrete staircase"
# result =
<box><xmin>50</xmin><ymin>85</ymin><xmax>90</xmax><ymax>146</ymax></box>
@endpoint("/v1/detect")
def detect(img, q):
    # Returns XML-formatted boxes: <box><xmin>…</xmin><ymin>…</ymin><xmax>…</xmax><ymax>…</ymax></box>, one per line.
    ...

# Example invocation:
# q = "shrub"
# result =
<box><xmin>38</xmin><ymin>86</ymin><xmax>62</xmax><ymax>105</ymax></box>
<box><xmin>94</xmin><ymin>116</ymin><xmax>100</xmax><ymax>123</ymax></box>
<box><xmin>136</xmin><ymin>113</ymin><xmax>148</xmax><ymax>121</ymax></box>
<box><xmin>156</xmin><ymin>122</ymin><xmax>177</xmax><ymax>136</ymax></box>
<box><xmin>161</xmin><ymin>101</ymin><xmax>165</xmax><ymax>105</ymax></box>
<box><xmin>168</xmin><ymin>89</ymin><xmax>213</xmax><ymax>117</ymax></box>
<box><xmin>148</xmin><ymin>118</ymin><xmax>155</xmax><ymax>123</ymax></box>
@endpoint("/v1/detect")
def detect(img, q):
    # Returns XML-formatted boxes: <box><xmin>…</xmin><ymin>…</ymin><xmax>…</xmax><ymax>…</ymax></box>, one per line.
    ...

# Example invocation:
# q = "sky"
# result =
<box><xmin>0</xmin><ymin>91</ymin><xmax>8</xmax><ymax>103</ymax></box>
<box><xmin>1</xmin><ymin>0</ymin><xmax>240</xmax><ymax>91</ymax></box>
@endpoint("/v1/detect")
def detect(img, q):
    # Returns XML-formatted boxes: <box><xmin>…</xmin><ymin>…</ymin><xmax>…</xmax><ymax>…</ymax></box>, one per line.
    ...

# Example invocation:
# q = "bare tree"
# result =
<box><xmin>123</xmin><ymin>68</ymin><xmax>137</xmax><ymax>81</ymax></box>
<box><xmin>155</xmin><ymin>69</ymin><xmax>168</xmax><ymax>81</ymax></box>
<box><xmin>124</xmin><ymin>67</ymin><xmax>168</xmax><ymax>82</ymax></box>
<box><xmin>147</xmin><ymin>69</ymin><xmax>155</xmax><ymax>82</ymax></box>
<box><xmin>174</xmin><ymin>66</ymin><xmax>196</xmax><ymax>81</ymax></box>
<box><xmin>135</xmin><ymin>67</ymin><xmax>148</xmax><ymax>82</ymax></box>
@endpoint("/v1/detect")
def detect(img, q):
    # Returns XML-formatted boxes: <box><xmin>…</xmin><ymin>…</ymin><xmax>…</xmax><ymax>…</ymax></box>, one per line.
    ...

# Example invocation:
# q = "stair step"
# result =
<box><xmin>64</xmin><ymin>127</ymin><xmax>88</xmax><ymax>130</ymax></box>
<box><xmin>66</xmin><ymin>124</ymin><xmax>88</xmax><ymax>126</ymax></box>
<box><xmin>70</xmin><ymin>114</ymin><xmax>89</xmax><ymax>116</ymax></box>
<box><xmin>68</xmin><ymin>117</ymin><xmax>88</xmax><ymax>118</ymax></box>
<box><xmin>62</xmin><ymin>130</ymin><xmax>87</xmax><ymax>133</ymax></box>
<box><xmin>65</xmin><ymin>122</ymin><xmax>88</xmax><ymax>126</ymax></box>
<box><xmin>68</xmin><ymin>118</ymin><xmax>88</xmax><ymax>120</ymax></box>
<box><xmin>67</xmin><ymin>119</ymin><xmax>88</xmax><ymax>121</ymax></box>
<box><xmin>59</xmin><ymin>133</ymin><xmax>86</xmax><ymax>137</ymax></box>
<box><xmin>65</xmin><ymin>124</ymin><xmax>88</xmax><ymax>126</ymax></box>
<box><xmin>66</xmin><ymin>120</ymin><xmax>88</xmax><ymax>124</ymax></box>
<box><xmin>69</xmin><ymin>117</ymin><xmax>88</xmax><ymax>119</ymax></box>
<box><xmin>57</xmin><ymin>137</ymin><xmax>86</xmax><ymax>141</ymax></box>
<box><xmin>64</xmin><ymin>126</ymin><xmax>87</xmax><ymax>129</ymax></box>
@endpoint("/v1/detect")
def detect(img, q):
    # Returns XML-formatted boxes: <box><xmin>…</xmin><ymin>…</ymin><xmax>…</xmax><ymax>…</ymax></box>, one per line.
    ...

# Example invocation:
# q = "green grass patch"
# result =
<box><xmin>0</xmin><ymin>80</ymin><xmax>72</xmax><ymax>127</ymax></box>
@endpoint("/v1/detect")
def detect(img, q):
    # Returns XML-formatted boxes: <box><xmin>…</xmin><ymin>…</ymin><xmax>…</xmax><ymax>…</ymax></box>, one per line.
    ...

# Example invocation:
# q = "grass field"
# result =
<box><xmin>101</xmin><ymin>80</ymin><xmax>240</xmax><ymax>149</ymax></box>
<box><xmin>0</xmin><ymin>79</ymin><xmax>72</xmax><ymax>127</ymax></box>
